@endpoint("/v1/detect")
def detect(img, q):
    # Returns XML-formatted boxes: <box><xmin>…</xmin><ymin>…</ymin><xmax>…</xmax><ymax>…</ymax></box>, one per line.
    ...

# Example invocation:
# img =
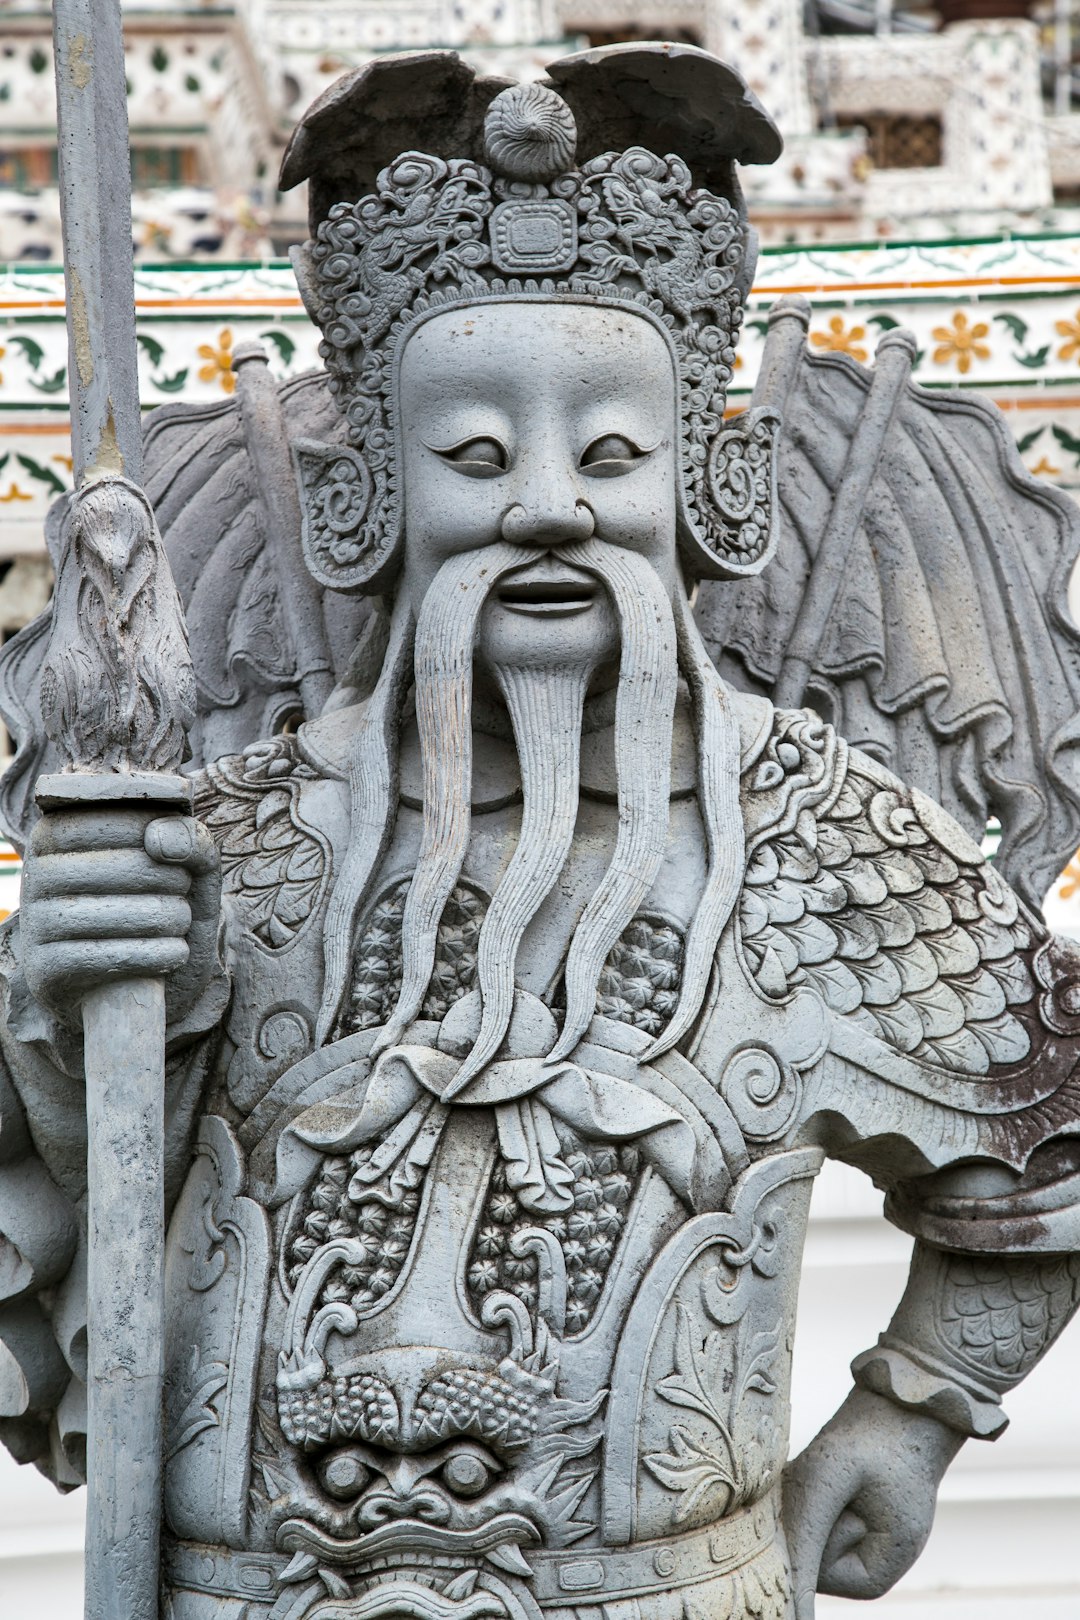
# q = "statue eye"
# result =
<box><xmin>433</xmin><ymin>437</ymin><xmax>509</xmax><ymax>478</ymax></box>
<box><xmin>316</xmin><ymin>1447</ymin><xmax>372</xmax><ymax>1500</ymax></box>
<box><xmin>580</xmin><ymin>434</ymin><xmax>648</xmax><ymax>476</ymax></box>
<box><xmin>440</xmin><ymin>1448</ymin><xmax>499</xmax><ymax>1498</ymax></box>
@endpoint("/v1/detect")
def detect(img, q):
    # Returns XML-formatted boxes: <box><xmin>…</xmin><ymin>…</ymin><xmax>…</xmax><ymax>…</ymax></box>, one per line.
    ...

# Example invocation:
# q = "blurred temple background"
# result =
<box><xmin>1</xmin><ymin>0</ymin><xmax>1080</xmax><ymax>1612</ymax></box>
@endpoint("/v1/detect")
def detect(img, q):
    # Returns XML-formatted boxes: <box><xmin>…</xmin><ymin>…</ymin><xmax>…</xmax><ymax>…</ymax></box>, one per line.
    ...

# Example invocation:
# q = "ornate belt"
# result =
<box><xmin>164</xmin><ymin>1491</ymin><xmax>779</xmax><ymax>1609</ymax></box>
<box><xmin>529</xmin><ymin>1492</ymin><xmax>779</xmax><ymax>1605</ymax></box>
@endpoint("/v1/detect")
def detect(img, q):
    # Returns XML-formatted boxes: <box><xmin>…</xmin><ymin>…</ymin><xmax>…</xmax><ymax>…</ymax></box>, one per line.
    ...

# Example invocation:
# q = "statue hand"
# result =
<box><xmin>782</xmin><ymin>1386</ymin><xmax>963</xmax><ymax>1618</ymax></box>
<box><xmin>21</xmin><ymin>806</ymin><xmax>221</xmax><ymax>1030</ymax></box>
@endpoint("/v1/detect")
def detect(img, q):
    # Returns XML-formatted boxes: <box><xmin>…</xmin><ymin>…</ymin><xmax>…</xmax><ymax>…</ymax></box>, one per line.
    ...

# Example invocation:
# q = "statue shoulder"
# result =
<box><xmin>192</xmin><ymin>731</ymin><xmax>334</xmax><ymax>952</ymax></box>
<box><xmin>736</xmin><ymin>702</ymin><xmax>1043</xmax><ymax>1079</ymax></box>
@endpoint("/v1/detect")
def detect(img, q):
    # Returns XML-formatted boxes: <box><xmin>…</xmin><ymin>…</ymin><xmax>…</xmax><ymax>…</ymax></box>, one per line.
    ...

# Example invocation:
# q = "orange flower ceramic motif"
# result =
<box><xmin>810</xmin><ymin>314</ymin><xmax>868</xmax><ymax>364</ymax></box>
<box><xmin>1058</xmin><ymin>849</ymin><xmax>1080</xmax><ymax>900</ymax></box>
<box><xmin>1055</xmin><ymin>311</ymin><xmax>1080</xmax><ymax>364</ymax></box>
<box><xmin>0</xmin><ymin>341</ymin><xmax>5</xmax><ymax>386</ymax></box>
<box><xmin>931</xmin><ymin>312</ymin><xmax>990</xmax><ymax>376</ymax></box>
<box><xmin>198</xmin><ymin>327</ymin><xmax>236</xmax><ymax>394</ymax></box>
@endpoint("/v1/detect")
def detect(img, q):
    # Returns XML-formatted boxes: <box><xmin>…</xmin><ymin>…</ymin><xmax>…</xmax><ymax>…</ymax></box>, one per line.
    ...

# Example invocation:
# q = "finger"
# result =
<box><xmin>819</xmin><ymin>1530</ymin><xmax>902</xmax><ymax>1601</ymax></box>
<box><xmin>819</xmin><ymin>1546</ymin><xmax>873</xmax><ymax>1600</ymax></box>
<box><xmin>783</xmin><ymin>1462</ymin><xmax>834</xmax><ymax>1620</ymax></box>
<box><xmin>819</xmin><ymin>1507</ymin><xmax>867</xmax><ymax>1570</ymax></box>
<box><xmin>819</xmin><ymin>1515</ymin><xmax>923</xmax><ymax>1601</ymax></box>
<box><xmin>146</xmin><ymin>821</ymin><xmax>222</xmax><ymax>1006</ymax></box>
<box><xmin>27</xmin><ymin>896</ymin><xmax>192</xmax><ymax>944</ymax></box>
<box><xmin>23</xmin><ymin>849</ymin><xmax>192</xmax><ymax>901</ymax></box>
<box><xmin>793</xmin><ymin>1580</ymin><xmax>817</xmax><ymax>1620</ymax></box>
<box><xmin>144</xmin><ymin>817</ymin><xmax>218</xmax><ymax>875</ymax></box>
<box><xmin>33</xmin><ymin>938</ymin><xmax>190</xmax><ymax>988</ymax></box>
<box><xmin>163</xmin><ymin>825</ymin><xmax>223</xmax><ymax>1017</ymax></box>
<box><xmin>32</xmin><ymin>808</ymin><xmax>160</xmax><ymax>858</ymax></box>
<box><xmin>185</xmin><ymin>842</ymin><xmax>222</xmax><ymax>959</ymax></box>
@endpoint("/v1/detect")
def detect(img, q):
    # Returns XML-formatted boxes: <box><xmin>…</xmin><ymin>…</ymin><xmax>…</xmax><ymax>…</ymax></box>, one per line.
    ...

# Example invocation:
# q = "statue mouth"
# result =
<box><xmin>497</xmin><ymin>558</ymin><xmax>597</xmax><ymax>617</ymax></box>
<box><xmin>277</xmin><ymin>1510</ymin><xmax>540</xmax><ymax>1571</ymax></box>
<box><xmin>301</xmin><ymin>1578</ymin><xmax>508</xmax><ymax>1618</ymax></box>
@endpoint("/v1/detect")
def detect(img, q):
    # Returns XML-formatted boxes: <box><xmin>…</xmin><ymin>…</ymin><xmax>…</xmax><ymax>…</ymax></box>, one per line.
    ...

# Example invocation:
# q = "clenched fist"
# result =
<box><xmin>21</xmin><ymin>806</ymin><xmax>221</xmax><ymax>1029</ymax></box>
<box><xmin>783</xmin><ymin>1387</ymin><xmax>963</xmax><ymax>1617</ymax></box>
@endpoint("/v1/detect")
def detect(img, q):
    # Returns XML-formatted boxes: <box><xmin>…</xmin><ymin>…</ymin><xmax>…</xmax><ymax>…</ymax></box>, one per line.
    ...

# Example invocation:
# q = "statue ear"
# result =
<box><xmin>681</xmin><ymin>404</ymin><xmax>780</xmax><ymax>581</ymax></box>
<box><xmin>292</xmin><ymin>438</ymin><xmax>399</xmax><ymax>593</ymax></box>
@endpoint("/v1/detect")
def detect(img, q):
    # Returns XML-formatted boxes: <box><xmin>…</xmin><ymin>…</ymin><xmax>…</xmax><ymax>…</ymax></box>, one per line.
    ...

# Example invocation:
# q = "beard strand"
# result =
<box><xmin>317</xmin><ymin>590</ymin><xmax>415</xmax><ymax>1046</ymax></box>
<box><xmin>545</xmin><ymin>539</ymin><xmax>678</xmax><ymax>1062</ymax></box>
<box><xmin>643</xmin><ymin>576</ymin><xmax>745</xmax><ymax>1059</ymax></box>
<box><xmin>443</xmin><ymin>658</ymin><xmax>592</xmax><ymax>1097</ymax></box>
<box><xmin>373</xmin><ymin>541</ymin><xmax>524</xmax><ymax>1056</ymax></box>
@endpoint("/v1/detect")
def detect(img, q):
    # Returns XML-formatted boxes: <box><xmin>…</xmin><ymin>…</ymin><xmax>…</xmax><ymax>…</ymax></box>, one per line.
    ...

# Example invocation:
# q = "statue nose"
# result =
<box><xmin>501</xmin><ymin>498</ymin><xmax>595</xmax><ymax>547</ymax></box>
<box><xmin>357</xmin><ymin>1486</ymin><xmax>451</xmax><ymax>1527</ymax></box>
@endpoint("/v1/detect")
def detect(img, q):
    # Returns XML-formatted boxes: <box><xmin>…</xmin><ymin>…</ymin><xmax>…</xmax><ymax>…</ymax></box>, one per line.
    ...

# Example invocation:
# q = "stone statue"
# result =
<box><xmin>2</xmin><ymin>42</ymin><xmax>1080</xmax><ymax>1620</ymax></box>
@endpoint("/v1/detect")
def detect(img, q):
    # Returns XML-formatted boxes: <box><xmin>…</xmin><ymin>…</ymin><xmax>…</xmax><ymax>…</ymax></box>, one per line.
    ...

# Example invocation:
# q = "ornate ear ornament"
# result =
<box><xmin>292</xmin><ymin>439</ymin><xmax>392</xmax><ymax>594</ymax></box>
<box><xmin>683</xmin><ymin>403</ymin><xmax>781</xmax><ymax>580</ymax></box>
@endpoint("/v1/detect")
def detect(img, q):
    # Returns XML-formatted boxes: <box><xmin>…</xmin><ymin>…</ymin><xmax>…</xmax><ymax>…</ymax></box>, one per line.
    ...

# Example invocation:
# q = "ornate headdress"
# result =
<box><xmin>280</xmin><ymin>45</ymin><xmax>783</xmax><ymax>593</ymax></box>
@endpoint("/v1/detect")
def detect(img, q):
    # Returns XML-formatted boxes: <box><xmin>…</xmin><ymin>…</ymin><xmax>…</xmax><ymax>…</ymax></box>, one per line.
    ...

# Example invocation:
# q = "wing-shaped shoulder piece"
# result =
<box><xmin>697</xmin><ymin>298</ymin><xmax>1080</xmax><ymax>911</ymax></box>
<box><xmin>739</xmin><ymin>713</ymin><xmax>1037</xmax><ymax>1081</ymax></box>
<box><xmin>0</xmin><ymin>367</ymin><xmax>369</xmax><ymax>850</ymax></box>
<box><xmin>192</xmin><ymin>733</ymin><xmax>329</xmax><ymax>952</ymax></box>
<box><xmin>738</xmin><ymin>704</ymin><xmax>1080</xmax><ymax>1166</ymax></box>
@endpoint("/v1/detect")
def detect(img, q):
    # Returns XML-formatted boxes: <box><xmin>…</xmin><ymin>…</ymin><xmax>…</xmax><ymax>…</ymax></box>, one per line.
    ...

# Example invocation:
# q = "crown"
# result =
<box><xmin>282</xmin><ymin>49</ymin><xmax>782</xmax><ymax>596</ymax></box>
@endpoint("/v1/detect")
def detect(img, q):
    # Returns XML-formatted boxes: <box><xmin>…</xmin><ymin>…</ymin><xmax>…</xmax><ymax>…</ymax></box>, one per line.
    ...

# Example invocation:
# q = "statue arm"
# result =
<box><xmin>783</xmin><ymin>1154</ymin><xmax>1080</xmax><ymax>1613</ymax></box>
<box><xmin>851</xmin><ymin>1226</ymin><xmax>1080</xmax><ymax>1441</ymax></box>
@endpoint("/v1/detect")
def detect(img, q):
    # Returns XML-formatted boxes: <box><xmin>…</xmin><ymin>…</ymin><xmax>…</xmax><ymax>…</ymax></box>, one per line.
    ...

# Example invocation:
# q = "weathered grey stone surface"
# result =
<box><xmin>1</xmin><ymin>42</ymin><xmax>1080</xmax><ymax>1620</ymax></box>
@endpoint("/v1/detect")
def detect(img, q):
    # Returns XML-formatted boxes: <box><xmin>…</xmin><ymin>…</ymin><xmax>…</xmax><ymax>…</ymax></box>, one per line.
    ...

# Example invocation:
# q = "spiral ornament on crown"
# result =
<box><xmin>482</xmin><ymin>82</ymin><xmax>578</xmax><ymax>182</ymax></box>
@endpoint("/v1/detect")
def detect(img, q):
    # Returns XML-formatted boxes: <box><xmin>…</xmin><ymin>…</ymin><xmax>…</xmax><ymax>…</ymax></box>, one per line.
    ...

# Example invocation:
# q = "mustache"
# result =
<box><xmin>642</xmin><ymin>575</ymin><xmax>744</xmax><ymax>1059</ymax></box>
<box><xmin>277</xmin><ymin>1510</ymin><xmax>540</xmax><ymax>1569</ymax></box>
<box><xmin>395</xmin><ymin>536</ymin><xmax>676</xmax><ymax>1076</ymax></box>
<box><xmin>546</xmin><ymin>538</ymin><xmax>677</xmax><ymax>1060</ymax></box>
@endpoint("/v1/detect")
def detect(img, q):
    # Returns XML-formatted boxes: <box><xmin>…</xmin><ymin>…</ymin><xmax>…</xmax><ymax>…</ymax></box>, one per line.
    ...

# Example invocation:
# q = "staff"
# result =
<box><xmin>42</xmin><ymin>0</ymin><xmax>195</xmax><ymax>1612</ymax></box>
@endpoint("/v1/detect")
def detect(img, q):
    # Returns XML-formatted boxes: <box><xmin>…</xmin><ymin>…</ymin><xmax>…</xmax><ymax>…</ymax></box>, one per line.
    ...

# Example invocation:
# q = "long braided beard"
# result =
<box><xmin>331</xmin><ymin>538</ymin><xmax>742</xmax><ymax>1072</ymax></box>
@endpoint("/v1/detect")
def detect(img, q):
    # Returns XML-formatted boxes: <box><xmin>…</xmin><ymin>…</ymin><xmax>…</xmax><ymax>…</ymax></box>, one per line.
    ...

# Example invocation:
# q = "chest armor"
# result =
<box><xmin>160</xmin><ymin>842</ymin><xmax>820</xmax><ymax>1620</ymax></box>
<box><xmin>163</xmin><ymin>699</ymin><xmax>1047</xmax><ymax>1618</ymax></box>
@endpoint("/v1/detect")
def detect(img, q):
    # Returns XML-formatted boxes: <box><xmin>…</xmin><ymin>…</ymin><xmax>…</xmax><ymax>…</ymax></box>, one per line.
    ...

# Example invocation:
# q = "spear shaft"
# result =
<box><xmin>53</xmin><ymin>0</ymin><xmax>142</xmax><ymax>487</ymax></box>
<box><xmin>48</xmin><ymin>3</ymin><xmax>191</xmax><ymax>1616</ymax></box>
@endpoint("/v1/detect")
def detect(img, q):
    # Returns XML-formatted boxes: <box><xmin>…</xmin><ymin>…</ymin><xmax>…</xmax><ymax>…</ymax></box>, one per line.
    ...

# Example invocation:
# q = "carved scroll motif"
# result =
<box><xmin>603</xmin><ymin>1148</ymin><xmax>823</xmax><ymax>1545</ymax></box>
<box><xmin>164</xmin><ymin>1114</ymin><xmax>271</xmax><ymax>1547</ymax></box>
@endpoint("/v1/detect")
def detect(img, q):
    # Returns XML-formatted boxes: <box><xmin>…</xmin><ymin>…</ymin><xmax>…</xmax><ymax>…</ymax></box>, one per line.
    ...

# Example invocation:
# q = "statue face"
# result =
<box><xmin>398</xmin><ymin>301</ymin><xmax>680</xmax><ymax>672</ymax></box>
